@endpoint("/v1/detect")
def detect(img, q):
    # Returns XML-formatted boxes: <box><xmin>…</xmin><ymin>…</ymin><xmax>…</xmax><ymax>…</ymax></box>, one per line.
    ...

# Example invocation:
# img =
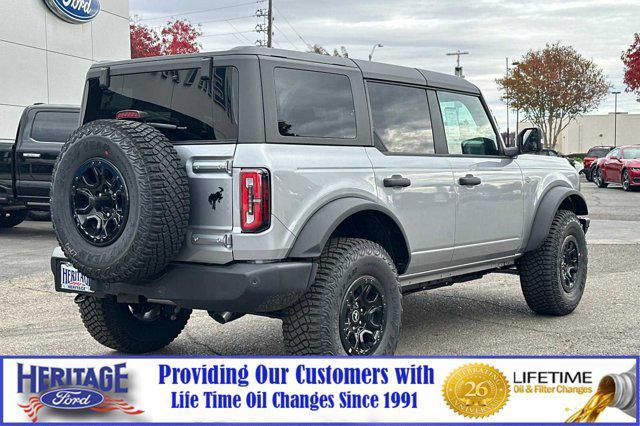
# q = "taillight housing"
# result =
<box><xmin>240</xmin><ymin>169</ymin><xmax>270</xmax><ymax>233</ymax></box>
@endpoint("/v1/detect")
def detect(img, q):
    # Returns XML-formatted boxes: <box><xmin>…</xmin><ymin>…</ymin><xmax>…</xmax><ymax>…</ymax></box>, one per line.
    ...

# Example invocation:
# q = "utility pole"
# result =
<box><xmin>505</xmin><ymin>58</ymin><xmax>510</xmax><ymax>144</ymax></box>
<box><xmin>512</xmin><ymin>61</ymin><xmax>520</xmax><ymax>137</ymax></box>
<box><xmin>446</xmin><ymin>50</ymin><xmax>469</xmax><ymax>78</ymax></box>
<box><xmin>267</xmin><ymin>0</ymin><xmax>273</xmax><ymax>48</ymax></box>
<box><xmin>612</xmin><ymin>90</ymin><xmax>620</xmax><ymax>146</ymax></box>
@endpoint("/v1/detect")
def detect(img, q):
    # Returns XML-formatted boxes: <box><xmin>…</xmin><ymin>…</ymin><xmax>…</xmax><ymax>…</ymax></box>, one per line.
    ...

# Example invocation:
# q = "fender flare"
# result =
<box><xmin>524</xmin><ymin>186</ymin><xmax>588</xmax><ymax>252</ymax></box>
<box><xmin>287</xmin><ymin>197</ymin><xmax>411</xmax><ymax>260</ymax></box>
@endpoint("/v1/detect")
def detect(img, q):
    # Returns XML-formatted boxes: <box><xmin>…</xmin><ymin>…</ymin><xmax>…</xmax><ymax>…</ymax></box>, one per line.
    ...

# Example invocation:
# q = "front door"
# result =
<box><xmin>603</xmin><ymin>148</ymin><xmax>622</xmax><ymax>183</ymax></box>
<box><xmin>435</xmin><ymin>90</ymin><xmax>524</xmax><ymax>265</ymax></box>
<box><xmin>16</xmin><ymin>109</ymin><xmax>79</xmax><ymax>203</ymax></box>
<box><xmin>365</xmin><ymin>81</ymin><xmax>456</xmax><ymax>275</ymax></box>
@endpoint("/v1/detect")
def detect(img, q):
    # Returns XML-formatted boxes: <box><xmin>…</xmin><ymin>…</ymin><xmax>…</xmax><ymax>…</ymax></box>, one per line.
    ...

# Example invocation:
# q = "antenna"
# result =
<box><xmin>446</xmin><ymin>50</ymin><xmax>469</xmax><ymax>78</ymax></box>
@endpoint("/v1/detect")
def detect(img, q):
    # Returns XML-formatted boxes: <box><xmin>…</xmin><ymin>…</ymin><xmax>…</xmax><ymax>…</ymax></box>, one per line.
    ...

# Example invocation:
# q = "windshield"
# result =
<box><xmin>623</xmin><ymin>147</ymin><xmax>640</xmax><ymax>159</ymax></box>
<box><xmin>84</xmin><ymin>67</ymin><xmax>238</xmax><ymax>142</ymax></box>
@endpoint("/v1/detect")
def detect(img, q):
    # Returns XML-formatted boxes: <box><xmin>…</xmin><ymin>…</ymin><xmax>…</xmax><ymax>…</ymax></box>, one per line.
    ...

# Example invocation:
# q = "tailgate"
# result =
<box><xmin>175</xmin><ymin>144</ymin><xmax>236</xmax><ymax>264</ymax></box>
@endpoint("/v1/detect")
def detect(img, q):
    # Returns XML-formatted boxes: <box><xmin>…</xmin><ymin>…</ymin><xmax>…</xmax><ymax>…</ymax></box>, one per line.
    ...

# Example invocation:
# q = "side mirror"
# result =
<box><xmin>517</xmin><ymin>127</ymin><xmax>544</xmax><ymax>154</ymax></box>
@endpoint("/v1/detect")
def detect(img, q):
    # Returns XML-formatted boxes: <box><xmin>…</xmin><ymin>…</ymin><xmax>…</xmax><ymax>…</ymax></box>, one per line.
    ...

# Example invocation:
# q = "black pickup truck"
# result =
<box><xmin>0</xmin><ymin>104</ymin><xmax>79</xmax><ymax>228</ymax></box>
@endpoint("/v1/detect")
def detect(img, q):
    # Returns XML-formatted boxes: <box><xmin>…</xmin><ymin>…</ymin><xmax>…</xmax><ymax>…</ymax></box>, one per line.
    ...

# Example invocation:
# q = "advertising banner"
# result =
<box><xmin>1</xmin><ymin>356</ymin><xmax>637</xmax><ymax>424</ymax></box>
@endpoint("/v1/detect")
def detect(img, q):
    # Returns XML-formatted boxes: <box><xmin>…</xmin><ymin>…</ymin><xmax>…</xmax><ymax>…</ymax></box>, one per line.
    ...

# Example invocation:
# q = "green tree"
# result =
<box><xmin>497</xmin><ymin>43</ymin><xmax>610</xmax><ymax>148</ymax></box>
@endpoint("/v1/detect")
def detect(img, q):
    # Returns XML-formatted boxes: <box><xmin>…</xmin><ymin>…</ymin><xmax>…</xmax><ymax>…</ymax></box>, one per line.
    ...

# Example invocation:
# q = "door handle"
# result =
<box><xmin>459</xmin><ymin>174</ymin><xmax>482</xmax><ymax>186</ymax></box>
<box><xmin>22</xmin><ymin>153</ymin><xmax>41</xmax><ymax>158</ymax></box>
<box><xmin>383</xmin><ymin>175</ymin><xmax>411</xmax><ymax>188</ymax></box>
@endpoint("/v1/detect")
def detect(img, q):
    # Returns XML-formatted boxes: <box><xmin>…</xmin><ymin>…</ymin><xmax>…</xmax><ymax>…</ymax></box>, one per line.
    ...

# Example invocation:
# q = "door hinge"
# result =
<box><xmin>191</xmin><ymin>233</ymin><xmax>232</xmax><ymax>249</ymax></box>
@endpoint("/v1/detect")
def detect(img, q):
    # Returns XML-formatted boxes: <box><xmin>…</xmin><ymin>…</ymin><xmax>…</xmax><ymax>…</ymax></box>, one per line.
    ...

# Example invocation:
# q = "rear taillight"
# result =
<box><xmin>116</xmin><ymin>110</ymin><xmax>148</xmax><ymax>120</ymax></box>
<box><xmin>240</xmin><ymin>169</ymin><xmax>270</xmax><ymax>233</ymax></box>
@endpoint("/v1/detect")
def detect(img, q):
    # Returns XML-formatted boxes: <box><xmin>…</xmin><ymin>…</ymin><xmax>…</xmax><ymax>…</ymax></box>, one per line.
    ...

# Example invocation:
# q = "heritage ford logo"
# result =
<box><xmin>43</xmin><ymin>0</ymin><xmax>101</xmax><ymax>24</ymax></box>
<box><xmin>16</xmin><ymin>363</ymin><xmax>143</xmax><ymax>422</ymax></box>
<box><xmin>40</xmin><ymin>388</ymin><xmax>104</xmax><ymax>410</ymax></box>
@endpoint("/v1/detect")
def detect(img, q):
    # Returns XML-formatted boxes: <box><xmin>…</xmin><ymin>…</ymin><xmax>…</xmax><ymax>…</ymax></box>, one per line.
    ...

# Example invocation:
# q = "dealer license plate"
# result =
<box><xmin>59</xmin><ymin>262</ymin><xmax>93</xmax><ymax>293</ymax></box>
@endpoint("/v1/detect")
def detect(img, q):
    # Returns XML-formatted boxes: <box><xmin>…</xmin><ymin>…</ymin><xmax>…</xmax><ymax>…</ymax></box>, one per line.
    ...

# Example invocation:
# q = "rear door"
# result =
<box><xmin>15</xmin><ymin>108</ymin><xmax>79</xmax><ymax>204</ymax></box>
<box><xmin>83</xmin><ymin>55</ymin><xmax>257</xmax><ymax>264</ymax></box>
<box><xmin>366</xmin><ymin>81</ymin><xmax>457</xmax><ymax>275</ymax></box>
<box><xmin>603</xmin><ymin>148</ymin><xmax>622</xmax><ymax>183</ymax></box>
<box><xmin>435</xmin><ymin>90</ymin><xmax>524</xmax><ymax>265</ymax></box>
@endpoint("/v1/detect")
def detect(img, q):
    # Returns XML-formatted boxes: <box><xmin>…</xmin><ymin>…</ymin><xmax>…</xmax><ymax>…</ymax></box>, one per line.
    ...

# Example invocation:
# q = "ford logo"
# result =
<box><xmin>40</xmin><ymin>388</ymin><xmax>104</xmax><ymax>410</ymax></box>
<box><xmin>43</xmin><ymin>0</ymin><xmax>101</xmax><ymax>24</ymax></box>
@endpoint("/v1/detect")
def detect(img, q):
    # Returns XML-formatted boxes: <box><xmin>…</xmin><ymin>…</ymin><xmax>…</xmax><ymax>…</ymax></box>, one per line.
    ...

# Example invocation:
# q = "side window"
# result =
<box><xmin>85</xmin><ymin>66</ymin><xmax>238</xmax><ymax>142</ymax></box>
<box><xmin>367</xmin><ymin>82</ymin><xmax>434</xmax><ymax>154</ymax></box>
<box><xmin>607</xmin><ymin>148</ymin><xmax>620</xmax><ymax>158</ymax></box>
<box><xmin>31</xmin><ymin>111</ymin><xmax>79</xmax><ymax>143</ymax></box>
<box><xmin>437</xmin><ymin>91</ymin><xmax>500</xmax><ymax>156</ymax></box>
<box><xmin>274</xmin><ymin>68</ymin><xmax>356</xmax><ymax>139</ymax></box>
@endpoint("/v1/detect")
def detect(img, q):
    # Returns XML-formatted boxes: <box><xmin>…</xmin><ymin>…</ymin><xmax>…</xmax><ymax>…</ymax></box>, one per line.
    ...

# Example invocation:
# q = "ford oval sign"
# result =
<box><xmin>40</xmin><ymin>388</ymin><xmax>104</xmax><ymax>410</ymax></box>
<box><xmin>44</xmin><ymin>0</ymin><xmax>101</xmax><ymax>24</ymax></box>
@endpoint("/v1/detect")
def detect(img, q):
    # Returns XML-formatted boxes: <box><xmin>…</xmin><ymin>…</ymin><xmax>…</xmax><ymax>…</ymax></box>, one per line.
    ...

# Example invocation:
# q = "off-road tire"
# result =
<box><xmin>0</xmin><ymin>210</ymin><xmax>27</xmax><ymax>228</ymax></box>
<box><xmin>51</xmin><ymin>120</ymin><xmax>190</xmax><ymax>282</ymax></box>
<box><xmin>585</xmin><ymin>167</ymin><xmax>593</xmax><ymax>182</ymax></box>
<box><xmin>593</xmin><ymin>167</ymin><xmax>608</xmax><ymax>188</ymax></box>
<box><xmin>282</xmin><ymin>238</ymin><xmax>402</xmax><ymax>355</ymax></box>
<box><xmin>27</xmin><ymin>211</ymin><xmax>51</xmax><ymax>221</ymax></box>
<box><xmin>517</xmin><ymin>210</ymin><xmax>587</xmax><ymax>316</ymax></box>
<box><xmin>78</xmin><ymin>296</ymin><xmax>191</xmax><ymax>353</ymax></box>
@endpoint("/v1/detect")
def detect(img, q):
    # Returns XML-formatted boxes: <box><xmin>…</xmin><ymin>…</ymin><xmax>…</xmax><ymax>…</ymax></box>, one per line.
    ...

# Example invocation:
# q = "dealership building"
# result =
<box><xmin>0</xmin><ymin>0</ymin><xmax>131</xmax><ymax>142</ymax></box>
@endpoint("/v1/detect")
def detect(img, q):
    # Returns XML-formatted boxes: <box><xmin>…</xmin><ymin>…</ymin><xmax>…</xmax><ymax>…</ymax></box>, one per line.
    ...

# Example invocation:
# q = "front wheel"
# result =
<box><xmin>517</xmin><ymin>210</ymin><xmax>587</xmax><ymax>316</ymax></box>
<box><xmin>0</xmin><ymin>210</ymin><xmax>27</xmax><ymax>228</ymax></box>
<box><xmin>78</xmin><ymin>296</ymin><xmax>191</xmax><ymax>353</ymax></box>
<box><xmin>282</xmin><ymin>238</ymin><xmax>402</xmax><ymax>355</ymax></box>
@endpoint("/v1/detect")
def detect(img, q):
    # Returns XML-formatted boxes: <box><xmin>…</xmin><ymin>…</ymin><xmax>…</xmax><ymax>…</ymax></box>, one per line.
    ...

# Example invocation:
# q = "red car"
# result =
<box><xmin>593</xmin><ymin>145</ymin><xmax>640</xmax><ymax>191</ymax></box>
<box><xmin>581</xmin><ymin>146</ymin><xmax>614</xmax><ymax>181</ymax></box>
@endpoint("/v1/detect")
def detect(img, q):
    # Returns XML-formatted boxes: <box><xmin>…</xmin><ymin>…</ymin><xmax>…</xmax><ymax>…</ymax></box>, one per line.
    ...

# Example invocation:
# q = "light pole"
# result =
<box><xmin>612</xmin><ymin>91</ymin><xmax>620</xmax><ymax>147</ymax></box>
<box><xmin>369</xmin><ymin>43</ymin><xmax>383</xmax><ymax>61</ymax></box>
<box><xmin>511</xmin><ymin>61</ymin><xmax>520</xmax><ymax>137</ymax></box>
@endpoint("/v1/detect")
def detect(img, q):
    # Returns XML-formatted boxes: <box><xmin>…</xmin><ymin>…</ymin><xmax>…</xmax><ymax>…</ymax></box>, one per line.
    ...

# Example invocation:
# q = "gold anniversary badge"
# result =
<box><xmin>443</xmin><ymin>363</ymin><xmax>510</xmax><ymax>418</ymax></box>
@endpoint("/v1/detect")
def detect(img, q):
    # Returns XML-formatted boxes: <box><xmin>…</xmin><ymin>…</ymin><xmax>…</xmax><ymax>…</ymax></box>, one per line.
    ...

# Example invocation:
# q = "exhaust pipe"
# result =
<box><xmin>208</xmin><ymin>311</ymin><xmax>245</xmax><ymax>324</ymax></box>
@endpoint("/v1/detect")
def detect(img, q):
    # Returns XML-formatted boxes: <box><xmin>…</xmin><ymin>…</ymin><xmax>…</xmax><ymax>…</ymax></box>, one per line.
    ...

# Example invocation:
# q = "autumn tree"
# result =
<box><xmin>622</xmin><ymin>33</ymin><xmax>640</xmax><ymax>101</ymax></box>
<box><xmin>308</xmin><ymin>44</ymin><xmax>349</xmax><ymax>58</ymax></box>
<box><xmin>496</xmin><ymin>43</ymin><xmax>610</xmax><ymax>148</ymax></box>
<box><xmin>130</xmin><ymin>18</ymin><xmax>202</xmax><ymax>59</ymax></box>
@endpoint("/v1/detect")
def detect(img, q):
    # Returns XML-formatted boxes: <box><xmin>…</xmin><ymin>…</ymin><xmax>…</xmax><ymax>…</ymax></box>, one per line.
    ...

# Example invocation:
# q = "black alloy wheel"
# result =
<box><xmin>559</xmin><ymin>235</ymin><xmax>580</xmax><ymax>293</ymax></box>
<box><xmin>70</xmin><ymin>158</ymin><xmax>129</xmax><ymax>246</ymax></box>
<box><xmin>339</xmin><ymin>276</ymin><xmax>386</xmax><ymax>355</ymax></box>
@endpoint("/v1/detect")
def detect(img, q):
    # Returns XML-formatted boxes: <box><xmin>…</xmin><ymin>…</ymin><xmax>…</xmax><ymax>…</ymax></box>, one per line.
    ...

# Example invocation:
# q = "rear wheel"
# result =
<box><xmin>593</xmin><ymin>167</ymin><xmax>608</xmax><ymax>188</ymax></box>
<box><xmin>622</xmin><ymin>170</ymin><xmax>631</xmax><ymax>191</ymax></box>
<box><xmin>78</xmin><ymin>296</ymin><xmax>191</xmax><ymax>353</ymax></box>
<box><xmin>585</xmin><ymin>167</ymin><xmax>593</xmax><ymax>182</ymax></box>
<box><xmin>517</xmin><ymin>210</ymin><xmax>587</xmax><ymax>316</ymax></box>
<box><xmin>0</xmin><ymin>210</ymin><xmax>27</xmax><ymax>228</ymax></box>
<box><xmin>282</xmin><ymin>238</ymin><xmax>402</xmax><ymax>355</ymax></box>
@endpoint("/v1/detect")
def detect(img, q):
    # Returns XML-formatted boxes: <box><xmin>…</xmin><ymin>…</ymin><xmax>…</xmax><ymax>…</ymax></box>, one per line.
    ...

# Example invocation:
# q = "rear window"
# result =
<box><xmin>84</xmin><ymin>67</ymin><xmax>238</xmax><ymax>142</ymax></box>
<box><xmin>274</xmin><ymin>68</ymin><xmax>356</xmax><ymax>139</ymax></box>
<box><xmin>586</xmin><ymin>148</ymin><xmax>611</xmax><ymax>158</ymax></box>
<box><xmin>31</xmin><ymin>111</ymin><xmax>79</xmax><ymax>143</ymax></box>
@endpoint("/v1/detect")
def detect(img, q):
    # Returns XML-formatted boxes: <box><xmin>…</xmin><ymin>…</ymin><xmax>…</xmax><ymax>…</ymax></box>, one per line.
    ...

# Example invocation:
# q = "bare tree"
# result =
<box><xmin>308</xmin><ymin>44</ymin><xmax>348</xmax><ymax>58</ymax></box>
<box><xmin>497</xmin><ymin>43</ymin><xmax>610</xmax><ymax>148</ymax></box>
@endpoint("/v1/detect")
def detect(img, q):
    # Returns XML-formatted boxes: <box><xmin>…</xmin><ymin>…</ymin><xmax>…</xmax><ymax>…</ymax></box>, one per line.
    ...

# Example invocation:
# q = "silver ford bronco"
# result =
<box><xmin>50</xmin><ymin>47</ymin><xmax>589</xmax><ymax>355</ymax></box>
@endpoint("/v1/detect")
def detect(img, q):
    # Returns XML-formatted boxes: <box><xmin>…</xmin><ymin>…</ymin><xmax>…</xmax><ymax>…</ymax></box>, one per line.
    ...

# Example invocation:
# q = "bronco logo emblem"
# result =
<box><xmin>208</xmin><ymin>187</ymin><xmax>224</xmax><ymax>210</ymax></box>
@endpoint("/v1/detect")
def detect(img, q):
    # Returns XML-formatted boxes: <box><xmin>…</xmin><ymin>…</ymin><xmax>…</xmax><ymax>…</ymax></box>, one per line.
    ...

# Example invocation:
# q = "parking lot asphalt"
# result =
<box><xmin>1</xmin><ymin>178</ymin><xmax>639</xmax><ymax>356</ymax></box>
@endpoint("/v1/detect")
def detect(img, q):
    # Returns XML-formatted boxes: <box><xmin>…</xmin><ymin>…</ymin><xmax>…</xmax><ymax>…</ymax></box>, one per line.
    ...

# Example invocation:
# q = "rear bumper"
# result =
<box><xmin>51</xmin><ymin>248</ymin><xmax>316</xmax><ymax>313</ymax></box>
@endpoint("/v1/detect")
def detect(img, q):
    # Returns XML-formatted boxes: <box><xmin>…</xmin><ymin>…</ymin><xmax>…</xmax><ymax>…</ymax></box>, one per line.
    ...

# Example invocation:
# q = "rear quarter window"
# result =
<box><xmin>84</xmin><ymin>66</ymin><xmax>238</xmax><ymax>142</ymax></box>
<box><xmin>274</xmin><ymin>67</ymin><xmax>356</xmax><ymax>139</ymax></box>
<box><xmin>30</xmin><ymin>111</ymin><xmax>79</xmax><ymax>143</ymax></box>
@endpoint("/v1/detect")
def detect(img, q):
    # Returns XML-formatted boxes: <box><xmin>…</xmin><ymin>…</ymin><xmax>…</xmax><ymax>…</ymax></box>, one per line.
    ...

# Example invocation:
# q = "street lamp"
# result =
<box><xmin>612</xmin><ymin>91</ymin><xmax>621</xmax><ymax>147</ymax></box>
<box><xmin>511</xmin><ymin>61</ymin><xmax>520</xmax><ymax>137</ymax></box>
<box><xmin>369</xmin><ymin>43</ymin><xmax>383</xmax><ymax>61</ymax></box>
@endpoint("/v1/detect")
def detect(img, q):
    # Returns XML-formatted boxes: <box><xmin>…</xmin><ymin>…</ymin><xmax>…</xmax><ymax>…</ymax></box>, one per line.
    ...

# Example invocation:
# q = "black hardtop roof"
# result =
<box><xmin>91</xmin><ymin>46</ymin><xmax>480</xmax><ymax>94</ymax></box>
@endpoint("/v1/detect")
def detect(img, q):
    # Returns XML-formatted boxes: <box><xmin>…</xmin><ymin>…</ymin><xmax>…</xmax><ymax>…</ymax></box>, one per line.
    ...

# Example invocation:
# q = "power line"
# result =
<box><xmin>139</xmin><ymin>0</ymin><xmax>266</xmax><ymax>22</ymax></box>
<box><xmin>273</xmin><ymin>21</ymin><xmax>301</xmax><ymax>50</ymax></box>
<box><xmin>198</xmin><ymin>15</ymin><xmax>254</xmax><ymax>26</ymax></box>
<box><xmin>201</xmin><ymin>30</ymin><xmax>255</xmax><ymax>39</ymax></box>
<box><xmin>273</xmin><ymin>5</ymin><xmax>311</xmax><ymax>49</ymax></box>
<box><xmin>226</xmin><ymin>20</ymin><xmax>253</xmax><ymax>44</ymax></box>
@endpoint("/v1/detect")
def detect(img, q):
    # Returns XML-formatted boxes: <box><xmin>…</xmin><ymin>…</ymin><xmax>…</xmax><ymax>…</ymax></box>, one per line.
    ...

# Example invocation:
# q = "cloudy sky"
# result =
<box><xmin>131</xmin><ymin>0</ymin><xmax>640</xmax><ymax>132</ymax></box>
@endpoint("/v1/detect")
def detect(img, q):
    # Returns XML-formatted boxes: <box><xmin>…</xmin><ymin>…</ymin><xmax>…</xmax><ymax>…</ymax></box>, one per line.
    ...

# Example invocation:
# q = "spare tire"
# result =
<box><xmin>51</xmin><ymin>120</ymin><xmax>190</xmax><ymax>282</ymax></box>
